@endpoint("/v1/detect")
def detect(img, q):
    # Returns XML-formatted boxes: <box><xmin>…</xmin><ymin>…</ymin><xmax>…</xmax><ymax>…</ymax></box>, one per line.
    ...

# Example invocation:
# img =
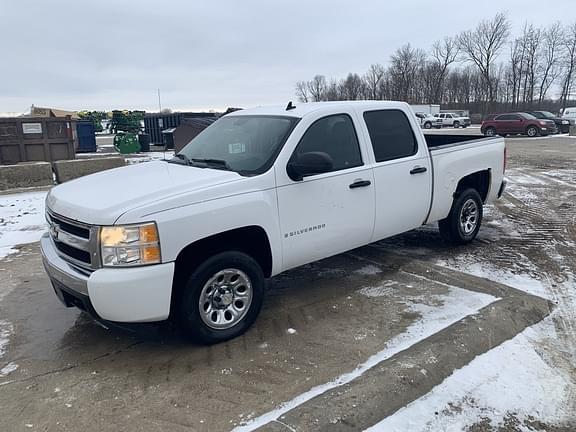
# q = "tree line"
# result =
<box><xmin>295</xmin><ymin>13</ymin><xmax>576</xmax><ymax>117</ymax></box>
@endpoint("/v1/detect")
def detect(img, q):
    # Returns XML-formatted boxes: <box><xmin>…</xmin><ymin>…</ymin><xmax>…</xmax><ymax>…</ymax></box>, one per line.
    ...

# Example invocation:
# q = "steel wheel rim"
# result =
<box><xmin>199</xmin><ymin>268</ymin><xmax>253</xmax><ymax>330</ymax></box>
<box><xmin>459</xmin><ymin>199</ymin><xmax>479</xmax><ymax>235</ymax></box>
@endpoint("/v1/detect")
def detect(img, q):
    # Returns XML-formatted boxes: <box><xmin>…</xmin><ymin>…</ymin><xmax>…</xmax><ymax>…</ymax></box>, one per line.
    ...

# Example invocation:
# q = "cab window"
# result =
<box><xmin>363</xmin><ymin>110</ymin><xmax>418</xmax><ymax>162</ymax></box>
<box><xmin>290</xmin><ymin>114</ymin><xmax>362</xmax><ymax>172</ymax></box>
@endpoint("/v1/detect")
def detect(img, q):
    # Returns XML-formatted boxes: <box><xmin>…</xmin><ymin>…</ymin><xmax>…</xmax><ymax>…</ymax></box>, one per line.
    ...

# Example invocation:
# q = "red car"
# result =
<box><xmin>481</xmin><ymin>112</ymin><xmax>557</xmax><ymax>137</ymax></box>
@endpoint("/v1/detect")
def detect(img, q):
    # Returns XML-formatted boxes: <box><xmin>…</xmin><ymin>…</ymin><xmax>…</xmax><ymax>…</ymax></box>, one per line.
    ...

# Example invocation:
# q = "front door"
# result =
<box><xmin>276</xmin><ymin>113</ymin><xmax>375</xmax><ymax>271</ymax></box>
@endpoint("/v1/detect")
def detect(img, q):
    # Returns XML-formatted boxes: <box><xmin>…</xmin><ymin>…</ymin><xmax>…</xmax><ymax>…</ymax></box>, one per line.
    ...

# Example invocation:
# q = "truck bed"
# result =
<box><xmin>424</xmin><ymin>134</ymin><xmax>491</xmax><ymax>149</ymax></box>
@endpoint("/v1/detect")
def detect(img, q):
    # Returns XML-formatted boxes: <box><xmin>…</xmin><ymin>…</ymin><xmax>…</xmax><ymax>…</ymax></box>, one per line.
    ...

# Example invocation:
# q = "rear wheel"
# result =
<box><xmin>484</xmin><ymin>127</ymin><xmax>496</xmax><ymax>137</ymax></box>
<box><xmin>526</xmin><ymin>126</ymin><xmax>539</xmax><ymax>137</ymax></box>
<box><xmin>439</xmin><ymin>188</ymin><xmax>483</xmax><ymax>244</ymax></box>
<box><xmin>177</xmin><ymin>251</ymin><xmax>265</xmax><ymax>344</ymax></box>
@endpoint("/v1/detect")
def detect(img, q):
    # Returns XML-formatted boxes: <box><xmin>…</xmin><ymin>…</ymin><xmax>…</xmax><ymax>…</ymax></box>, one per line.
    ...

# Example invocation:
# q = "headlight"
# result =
<box><xmin>100</xmin><ymin>223</ymin><xmax>161</xmax><ymax>267</ymax></box>
<box><xmin>562</xmin><ymin>120</ymin><xmax>569</xmax><ymax>125</ymax></box>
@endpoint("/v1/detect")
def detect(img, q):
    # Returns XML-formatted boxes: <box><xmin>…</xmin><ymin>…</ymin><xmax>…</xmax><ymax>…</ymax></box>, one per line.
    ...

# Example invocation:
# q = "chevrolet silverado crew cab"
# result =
<box><xmin>41</xmin><ymin>101</ymin><xmax>506</xmax><ymax>344</ymax></box>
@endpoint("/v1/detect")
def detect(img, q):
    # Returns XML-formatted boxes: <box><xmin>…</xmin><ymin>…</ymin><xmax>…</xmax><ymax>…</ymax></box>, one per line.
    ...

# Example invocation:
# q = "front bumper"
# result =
<box><xmin>41</xmin><ymin>234</ymin><xmax>175</xmax><ymax>323</ymax></box>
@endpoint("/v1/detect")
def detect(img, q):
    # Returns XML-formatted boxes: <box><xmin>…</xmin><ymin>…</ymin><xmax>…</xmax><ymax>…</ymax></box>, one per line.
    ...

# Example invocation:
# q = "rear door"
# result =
<box><xmin>276</xmin><ymin>112</ymin><xmax>376</xmax><ymax>271</ymax></box>
<box><xmin>494</xmin><ymin>114</ymin><xmax>513</xmax><ymax>134</ymax></box>
<box><xmin>358</xmin><ymin>109</ymin><xmax>432</xmax><ymax>241</ymax></box>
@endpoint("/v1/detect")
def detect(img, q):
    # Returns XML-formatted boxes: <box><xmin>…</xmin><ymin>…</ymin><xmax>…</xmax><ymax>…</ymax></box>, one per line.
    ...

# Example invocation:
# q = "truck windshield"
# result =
<box><xmin>177</xmin><ymin>115</ymin><xmax>299</xmax><ymax>175</ymax></box>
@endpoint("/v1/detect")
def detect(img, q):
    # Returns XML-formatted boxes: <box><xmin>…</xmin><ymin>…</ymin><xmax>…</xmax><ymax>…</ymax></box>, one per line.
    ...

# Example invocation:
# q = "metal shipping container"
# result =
<box><xmin>144</xmin><ymin>112</ymin><xmax>218</xmax><ymax>145</ymax></box>
<box><xmin>0</xmin><ymin>117</ymin><xmax>76</xmax><ymax>165</ymax></box>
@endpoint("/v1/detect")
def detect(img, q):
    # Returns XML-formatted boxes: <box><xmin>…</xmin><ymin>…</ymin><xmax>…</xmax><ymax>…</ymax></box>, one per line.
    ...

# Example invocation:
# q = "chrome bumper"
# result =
<box><xmin>40</xmin><ymin>234</ymin><xmax>89</xmax><ymax>296</ymax></box>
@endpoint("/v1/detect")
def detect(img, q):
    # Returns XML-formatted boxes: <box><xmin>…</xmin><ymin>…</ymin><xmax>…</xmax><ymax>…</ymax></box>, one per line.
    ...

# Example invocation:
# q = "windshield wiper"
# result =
<box><xmin>191</xmin><ymin>158</ymin><xmax>232</xmax><ymax>171</ymax></box>
<box><xmin>167</xmin><ymin>153</ymin><xmax>191</xmax><ymax>165</ymax></box>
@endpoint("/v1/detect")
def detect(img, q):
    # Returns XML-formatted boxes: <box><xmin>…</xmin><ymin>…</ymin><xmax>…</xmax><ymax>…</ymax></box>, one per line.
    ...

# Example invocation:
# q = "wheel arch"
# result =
<box><xmin>171</xmin><ymin>226</ymin><xmax>273</xmax><ymax>313</ymax></box>
<box><xmin>454</xmin><ymin>169</ymin><xmax>491</xmax><ymax>203</ymax></box>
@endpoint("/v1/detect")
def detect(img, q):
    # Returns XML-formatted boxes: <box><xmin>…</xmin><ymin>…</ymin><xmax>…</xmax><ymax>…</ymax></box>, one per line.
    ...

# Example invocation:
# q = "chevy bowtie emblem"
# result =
<box><xmin>49</xmin><ymin>224</ymin><xmax>59</xmax><ymax>240</ymax></box>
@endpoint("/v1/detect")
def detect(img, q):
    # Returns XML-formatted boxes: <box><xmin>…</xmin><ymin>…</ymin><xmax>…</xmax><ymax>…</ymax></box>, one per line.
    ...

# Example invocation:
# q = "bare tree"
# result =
<box><xmin>295</xmin><ymin>81</ymin><xmax>310</xmax><ymax>103</ymax></box>
<box><xmin>519</xmin><ymin>23</ymin><xmax>541</xmax><ymax>106</ymax></box>
<box><xmin>340</xmin><ymin>73</ymin><xmax>364</xmax><ymax>100</ymax></box>
<box><xmin>458</xmin><ymin>12</ymin><xmax>510</xmax><ymax>112</ymax></box>
<box><xmin>324</xmin><ymin>79</ymin><xmax>341</xmax><ymax>101</ymax></box>
<box><xmin>363</xmin><ymin>64</ymin><xmax>385</xmax><ymax>100</ymax></box>
<box><xmin>537</xmin><ymin>22</ymin><xmax>564</xmax><ymax>106</ymax></box>
<box><xmin>430</xmin><ymin>37</ymin><xmax>459</xmax><ymax>102</ymax></box>
<box><xmin>389</xmin><ymin>44</ymin><xmax>427</xmax><ymax>103</ymax></box>
<box><xmin>307</xmin><ymin>75</ymin><xmax>327</xmax><ymax>102</ymax></box>
<box><xmin>560</xmin><ymin>23</ymin><xmax>576</xmax><ymax>110</ymax></box>
<box><xmin>508</xmin><ymin>37</ymin><xmax>525</xmax><ymax>109</ymax></box>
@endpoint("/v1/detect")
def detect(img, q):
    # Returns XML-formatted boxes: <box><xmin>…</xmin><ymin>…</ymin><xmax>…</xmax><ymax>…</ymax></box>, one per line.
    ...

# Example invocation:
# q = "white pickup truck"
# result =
<box><xmin>41</xmin><ymin>101</ymin><xmax>506</xmax><ymax>343</ymax></box>
<box><xmin>434</xmin><ymin>112</ymin><xmax>472</xmax><ymax>128</ymax></box>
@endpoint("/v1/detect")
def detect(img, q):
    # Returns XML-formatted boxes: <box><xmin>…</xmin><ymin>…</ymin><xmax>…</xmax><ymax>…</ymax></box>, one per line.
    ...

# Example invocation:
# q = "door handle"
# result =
<box><xmin>349</xmin><ymin>179</ymin><xmax>371</xmax><ymax>189</ymax></box>
<box><xmin>410</xmin><ymin>166</ymin><xmax>428</xmax><ymax>175</ymax></box>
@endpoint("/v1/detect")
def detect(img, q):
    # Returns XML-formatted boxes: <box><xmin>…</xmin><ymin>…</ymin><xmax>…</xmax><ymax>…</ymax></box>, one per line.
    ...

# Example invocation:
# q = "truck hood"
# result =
<box><xmin>46</xmin><ymin>161</ymin><xmax>242</xmax><ymax>225</ymax></box>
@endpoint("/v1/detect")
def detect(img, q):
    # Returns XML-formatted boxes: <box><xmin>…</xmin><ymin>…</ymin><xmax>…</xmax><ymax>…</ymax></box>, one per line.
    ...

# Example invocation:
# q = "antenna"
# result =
<box><xmin>286</xmin><ymin>101</ymin><xmax>296</xmax><ymax>111</ymax></box>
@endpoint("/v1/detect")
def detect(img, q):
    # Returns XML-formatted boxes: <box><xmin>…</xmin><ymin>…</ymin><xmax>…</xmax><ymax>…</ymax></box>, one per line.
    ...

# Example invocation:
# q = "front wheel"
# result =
<box><xmin>177</xmin><ymin>251</ymin><xmax>265</xmax><ymax>344</ymax></box>
<box><xmin>484</xmin><ymin>127</ymin><xmax>496</xmax><ymax>137</ymax></box>
<box><xmin>453</xmin><ymin>121</ymin><xmax>460</xmax><ymax>128</ymax></box>
<box><xmin>438</xmin><ymin>188</ymin><xmax>483</xmax><ymax>244</ymax></box>
<box><xmin>526</xmin><ymin>126</ymin><xmax>539</xmax><ymax>137</ymax></box>
<box><xmin>424</xmin><ymin>122</ymin><xmax>432</xmax><ymax>129</ymax></box>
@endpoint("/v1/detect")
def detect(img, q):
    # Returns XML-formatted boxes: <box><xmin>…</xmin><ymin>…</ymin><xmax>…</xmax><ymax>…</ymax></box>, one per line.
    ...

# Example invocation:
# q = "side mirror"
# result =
<box><xmin>287</xmin><ymin>151</ymin><xmax>334</xmax><ymax>181</ymax></box>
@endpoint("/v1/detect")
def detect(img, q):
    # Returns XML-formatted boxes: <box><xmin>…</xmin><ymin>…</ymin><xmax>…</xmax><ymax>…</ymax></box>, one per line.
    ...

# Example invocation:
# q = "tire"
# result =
<box><xmin>526</xmin><ymin>126</ymin><xmax>538</xmax><ymax>137</ymax></box>
<box><xmin>453</xmin><ymin>121</ymin><xmax>460</xmax><ymax>128</ymax></box>
<box><xmin>484</xmin><ymin>127</ymin><xmax>496</xmax><ymax>137</ymax></box>
<box><xmin>438</xmin><ymin>188</ymin><xmax>483</xmax><ymax>244</ymax></box>
<box><xmin>424</xmin><ymin>122</ymin><xmax>432</xmax><ymax>129</ymax></box>
<box><xmin>177</xmin><ymin>251</ymin><xmax>265</xmax><ymax>344</ymax></box>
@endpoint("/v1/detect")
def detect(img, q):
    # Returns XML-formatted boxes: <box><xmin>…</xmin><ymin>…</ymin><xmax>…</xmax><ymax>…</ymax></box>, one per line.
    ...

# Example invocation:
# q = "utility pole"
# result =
<box><xmin>157</xmin><ymin>88</ymin><xmax>162</xmax><ymax>113</ymax></box>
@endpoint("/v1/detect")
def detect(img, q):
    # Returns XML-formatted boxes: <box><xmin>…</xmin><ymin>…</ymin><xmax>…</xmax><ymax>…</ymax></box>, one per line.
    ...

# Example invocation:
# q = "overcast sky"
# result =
<box><xmin>1</xmin><ymin>0</ymin><xmax>574</xmax><ymax>113</ymax></box>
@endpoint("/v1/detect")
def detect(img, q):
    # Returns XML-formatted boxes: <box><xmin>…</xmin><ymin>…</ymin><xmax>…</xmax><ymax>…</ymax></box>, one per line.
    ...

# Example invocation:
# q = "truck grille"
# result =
<box><xmin>47</xmin><ymin>211</ymin><xmax>95</xmax><ymax>269</ymax></box>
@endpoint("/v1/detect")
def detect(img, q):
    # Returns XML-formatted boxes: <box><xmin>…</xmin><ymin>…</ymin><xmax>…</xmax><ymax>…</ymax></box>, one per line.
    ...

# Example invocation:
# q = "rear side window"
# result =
<box><xmin>495</xmin><ymin>114</ymin><xmax>519</xmax><ymax>121</ymax></box>
<box><xmin>363</xmin><ymin>110</ymin><xmax>418</xmax><ymax>162</ymax></box>
<box><xmin>292</xmin><ymin>114</ymin><xmax>362</xmax><ymax>172</ymax></box>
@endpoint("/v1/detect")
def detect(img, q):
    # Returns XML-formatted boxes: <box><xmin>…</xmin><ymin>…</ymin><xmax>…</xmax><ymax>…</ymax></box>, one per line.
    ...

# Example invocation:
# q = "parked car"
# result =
<box><xmin>41</xmin><ymin>101</ymin><xmax>506</xmax><ymax>344</ymax></box>
<box><xmin>561</xmin><ymin>107</ymin><xmax>576</xmax><ymax>122</ymax></box>
<box><xmin>526</xmin><ymin>111</ymin><xmax>573</xmax><ymax>134</ymax></box>
<box><xmin>433</xmin><ymin>112</ymin><xmax>471</xmax><ymax>128</ymax></box>
<box><xmin>414</xmin><ymin>112</ymin><xmax>442</xmax><ymax>129</ymax></box>
<box><xmin>482</xmin><ymin>112</ymin><xmax>557</xmax><ymax>137</ymax></box>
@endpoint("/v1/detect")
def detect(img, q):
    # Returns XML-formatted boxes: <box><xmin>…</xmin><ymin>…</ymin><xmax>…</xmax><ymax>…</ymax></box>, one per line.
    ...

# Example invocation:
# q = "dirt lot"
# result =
<box><xmin>0</xmin><ymin>132</ymin><xmax>575</xmax><ymax>431</ymax></box>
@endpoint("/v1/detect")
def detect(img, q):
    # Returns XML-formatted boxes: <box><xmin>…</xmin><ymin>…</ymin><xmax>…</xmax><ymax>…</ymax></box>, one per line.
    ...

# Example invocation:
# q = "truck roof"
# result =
<box><xmin>229</xmin><ymin>101</ymin><xmax>411</xmax><ymax>118</ymax></box>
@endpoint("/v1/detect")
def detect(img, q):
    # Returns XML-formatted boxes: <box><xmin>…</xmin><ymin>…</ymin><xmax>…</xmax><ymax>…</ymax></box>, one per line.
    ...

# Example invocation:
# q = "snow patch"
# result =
<box><xmin>354</xmin><ymin>264</ymin><xmax>382</xmax><ymax>276</ymax></box>
<box><xmin>436</xmin><ymin>260</ymin><xmax>550</xmax><ymax>299</ymax></box>
<box><xmin>0</xmin><ymin>191</ymin><xmax>47</xmax><ymax>259</ymax></box>
<box><xmin>0</xmin><ymin>362</ymin><xmax>18</xmax><ymax>377</ymax></box>
<box><xmin>358</xmin><ymin>281</ymin><xmax>399</xmax><ymax>297</ymax></box>
<box><xmin>0</xmin><ymin>320</ymin><xmax>14</xmax><ymax>359</ymax></box>
<box><xmin>234</xmin><ymin>286</ymin><xmax>497</xmax><ymax>431</ymax></box>
<box><xmin>367</xmin><ymin>316</ymin><xmax>573</xmax><ymax>432</ymax></box>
